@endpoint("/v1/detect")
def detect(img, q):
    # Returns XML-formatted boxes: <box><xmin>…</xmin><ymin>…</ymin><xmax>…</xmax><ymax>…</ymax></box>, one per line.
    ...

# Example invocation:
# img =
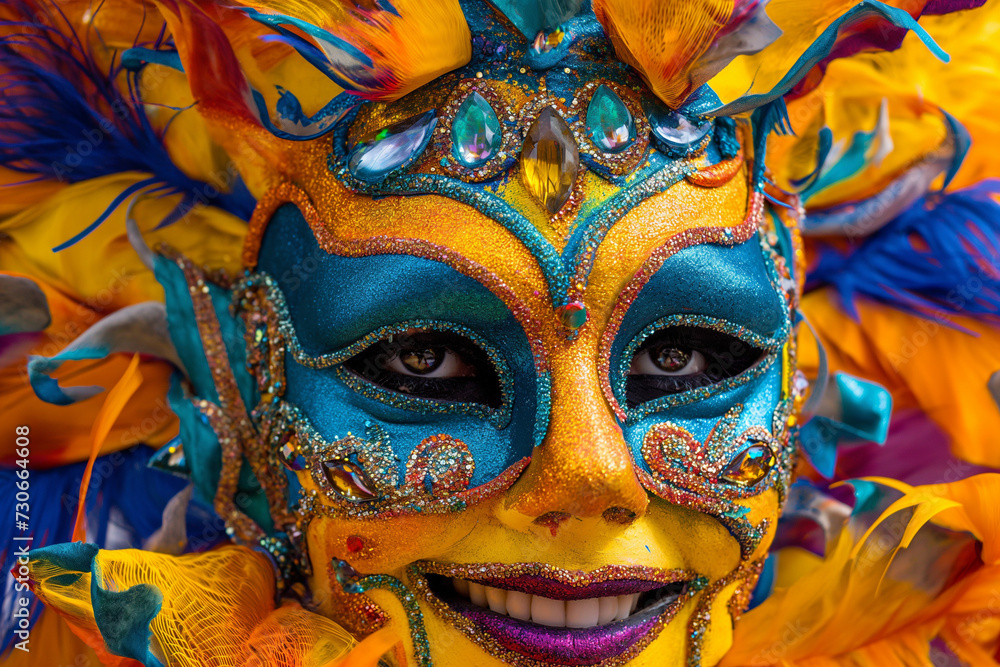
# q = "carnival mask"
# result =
<box><xmin>15</xmin><ymin>0</ymin><xmax>989</xmax><ymax>664</ymax></box>
<box><xmin>126</xmin><ymin>0</ymin><xmax>943</xmax><ymax>664</ymax></box>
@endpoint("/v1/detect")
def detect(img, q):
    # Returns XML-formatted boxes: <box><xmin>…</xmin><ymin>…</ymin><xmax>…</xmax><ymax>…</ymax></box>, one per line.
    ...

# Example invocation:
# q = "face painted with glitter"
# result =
<box><xmin>236</xmin><ymin>11</ymin><xmax>801</xmax><ymax>667</ymax></box>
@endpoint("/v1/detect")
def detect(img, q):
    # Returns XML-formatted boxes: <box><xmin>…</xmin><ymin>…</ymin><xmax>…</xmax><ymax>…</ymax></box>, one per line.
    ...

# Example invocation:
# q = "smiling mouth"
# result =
<box><xmin>412</xmin><ymin>563</ymin><xmax>702</xmax><ymax>666</ymax></box>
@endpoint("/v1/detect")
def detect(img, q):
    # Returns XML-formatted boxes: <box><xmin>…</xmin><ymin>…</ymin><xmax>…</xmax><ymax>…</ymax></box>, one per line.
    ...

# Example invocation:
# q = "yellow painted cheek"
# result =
<box><xmin>738</xmin><ymin>488</ymin><xmax>782</xmax><ymax>563</ymax></box>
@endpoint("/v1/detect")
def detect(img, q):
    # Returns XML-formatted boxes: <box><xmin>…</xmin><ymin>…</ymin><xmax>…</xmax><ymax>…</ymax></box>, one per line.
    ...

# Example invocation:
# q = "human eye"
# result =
<box><xmin>626</xmin><ymin>325</ymin><xmax>765</xmax><ymax>408</ymax></box>
<box><xmin>342</xmin><ymin>328</ymin><xmax>503</xmax><ymax>407</ymax></box>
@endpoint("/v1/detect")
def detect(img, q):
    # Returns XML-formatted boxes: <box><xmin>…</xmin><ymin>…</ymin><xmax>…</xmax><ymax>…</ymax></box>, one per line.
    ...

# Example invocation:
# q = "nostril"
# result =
<box><xmin>533</xmin><ymin>511</ymin><xmax>572</xmax><ymax>536</ymax></box>
<box><xmin>602</xmin><ymin>507</ymin><xmax>637</xmax><ymax>525</ymax></box>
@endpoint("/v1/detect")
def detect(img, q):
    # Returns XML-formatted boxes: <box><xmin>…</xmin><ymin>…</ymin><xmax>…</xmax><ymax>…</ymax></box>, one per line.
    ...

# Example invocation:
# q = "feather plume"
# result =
<box><xmin>593</xmin><ymin>0</ymin><xmax>735</xmax><ymax>109</ymax></box>
<box><xmin>0</xmin><ymin>0</ymin><xmax>255</xmax><ymax>249</ymax></box>
<box><xmin>807</xmin><ymin>180</ymin><xmax>1000</xmax><ymax>322</ymax></box>
<box><xmin>242</xmin><ymin>0</ymin><xmax>471</xmax><ymax>101</ymax></box>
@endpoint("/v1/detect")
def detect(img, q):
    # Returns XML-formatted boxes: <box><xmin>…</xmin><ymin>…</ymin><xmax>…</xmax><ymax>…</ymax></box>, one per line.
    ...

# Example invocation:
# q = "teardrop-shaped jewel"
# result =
<box><xmin>720</xmin><ymin>444</ymin><xmax>776</xmax><ymax>487</ymax></box>
<box><xmin>451</xmin><ymin>92</ymin><xmax>502</xmax><ymax>168</ymax></box>
<box><xmin>520</xmin><ymin>106</ymin><xmax>579</xmax><ymax>214</ymax></box>
<box><xmin>347</xmin><ymin>110</ymin><xmax>437</xmax><ymax>184</ymax></box>
<box><xmin>322</xmin><ymin>459</ymin><xmax>378</xmax><ymax>501</ymax></box>
<box><xmin>277</xmin><ymin>433</ymin><xmax>307</xmax><ymax>472</ymax></box>
<box><xmin>332</xmin><ymin>558</ymin><xmax>363</xmax><ymax>594</ymax></box>
<box><xmin>587</xmin><ymin>85</ymin><xmax>635</xmax><ymax>153</ymax></box>
<box><xmin>643</xmin><ymin>98</ymin><xmax>713</xmax><ymax>153</ymax></box>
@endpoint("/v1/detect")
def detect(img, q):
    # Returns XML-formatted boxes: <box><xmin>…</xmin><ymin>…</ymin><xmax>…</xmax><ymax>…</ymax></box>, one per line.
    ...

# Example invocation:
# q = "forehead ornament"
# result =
<box><xmin>519</xmin><ymin>106</ymin><xmax>580</xmax><ymax>214</ymax></box>
<box><xmin>452</xmin><ymin>91</ymin><xmax>503</xmax><ymax>167</ymax></box>
<box><xmin>586</xmin><ymin>84</ymin><xmax>636</xmax><ymax>153</ymax></box>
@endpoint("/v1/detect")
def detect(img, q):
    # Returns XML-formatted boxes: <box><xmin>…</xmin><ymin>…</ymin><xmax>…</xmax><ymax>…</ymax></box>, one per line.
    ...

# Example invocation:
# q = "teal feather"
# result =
<box><xmin>488</xmin><ymin>0</ymin><xmax>585</xmax><ymax>37</ymax></box>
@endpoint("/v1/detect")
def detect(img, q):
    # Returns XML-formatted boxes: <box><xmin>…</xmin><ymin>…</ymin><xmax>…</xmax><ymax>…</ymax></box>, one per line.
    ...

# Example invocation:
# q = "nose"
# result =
<box><xmin>502</xmin><ymin>348</ymin><xmax>649</xmax><ymax>522</ymax></box>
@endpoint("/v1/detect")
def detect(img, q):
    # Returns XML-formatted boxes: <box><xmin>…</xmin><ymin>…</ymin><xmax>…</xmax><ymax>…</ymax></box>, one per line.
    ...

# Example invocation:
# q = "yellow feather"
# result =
<box><xmin>768</xmin><ymin>1</ymin><xmax>1000</xmax><ymax>207</ymax></box>
<box><xmin>723</xmin><ymin>475</ymin><xmax>1000</xmax><ymax>665</ymax></box>
<box><xmin>242</xmin><ymin>0</ymin><xmax>472</xmax><ymax>101</ymax></box>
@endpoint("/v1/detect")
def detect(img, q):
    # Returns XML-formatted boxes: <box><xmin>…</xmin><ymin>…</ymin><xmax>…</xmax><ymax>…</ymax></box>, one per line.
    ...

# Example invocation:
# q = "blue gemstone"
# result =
<box><xmin>451</xmin><ymin>92</ymin><xmax>502</xmax><ymax>168</ymax></box>
<box><xmin>348</xmin><ymin>110</ymin><xmax>437</xmax><ymax>183</ymax></box>
<box><xmin>333</xmin><ymin>558</ymin><xmax>363</xmax><ymax>594</ymax></box>
<box><xmin>644</xmin><ymin>98</ymin><xmax>713</xmax><ymax>154</ymax></box>
<box><xmin>586</xmin><ymin>85</ymin><xmax>635</xmax><ymax>153</ymax></box>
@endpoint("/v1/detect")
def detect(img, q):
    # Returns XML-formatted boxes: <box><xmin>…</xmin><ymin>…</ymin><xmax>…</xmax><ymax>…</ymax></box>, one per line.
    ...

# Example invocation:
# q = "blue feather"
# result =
<box><xmin>0</xmin><ymin>1</ymin><xmax>255</xmax><ymax>250</ymax></box>
<box><xmin>806</xmin><ymin>180</ymin><xmax>1000</xmax><ymax>322</ymax></box>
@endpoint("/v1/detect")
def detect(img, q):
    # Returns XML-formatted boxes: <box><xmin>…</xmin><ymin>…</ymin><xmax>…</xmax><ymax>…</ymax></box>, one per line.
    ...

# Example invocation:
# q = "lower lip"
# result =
<box><xmin>446</xmin><ymin>596</ymin><xmax>679</xmax><ymax>666</ymax></box>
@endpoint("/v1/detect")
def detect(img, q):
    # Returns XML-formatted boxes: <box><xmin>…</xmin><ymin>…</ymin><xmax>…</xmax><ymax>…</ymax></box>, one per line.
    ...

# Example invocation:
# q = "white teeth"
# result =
<box><xmin>485</xmin><ymin>586</ymin><xmax>508</xmax><ymax>615</ymax></box>
<box><xmin>566</xmin><ymin>598</ymin><xmax>600</xmax><ymax>628</ymax></box>
<box><xmin>468</xmin><ymin>581</ymin><xmax>488</xmax><ymax>607</ymax></box>
<box><xmin>506</xmin><ymin>590</ymin><xmax>532</xmax><ymax>621</ymax></box>
<box><xmin>530</xmin><ymin>595</ymin><xmax>566</xmax><ymax>627</ymax></box>
<box><xmin>597</xmin><ymin>596</ymin><xmax>619</xmax><ymax>625</ymax></box>
<box><xmin>453</xmin><ymin>579</ymin><xmax>648</xmax><ymax>628</ymax></box>
<box><xmin>614</xmin><ymin>594</ymin><xmax>637</xmax><ymax>621</ymax></box>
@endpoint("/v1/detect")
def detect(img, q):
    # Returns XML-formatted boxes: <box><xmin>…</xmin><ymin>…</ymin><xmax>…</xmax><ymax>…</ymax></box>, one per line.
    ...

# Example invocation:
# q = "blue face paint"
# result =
<box><xmin>609</xmin><ymin>236</ymin><xmax>789</xmax><ymax>486</ymax></box>
<box><xmin>256</xmin><ymin>204</ymin><xmax>540</xmax><ymax>487</ymax></box>
<box><xmin>257</xmin><ymin>204</ymin><xmax>789</xmax><ymax>499</ymax></box>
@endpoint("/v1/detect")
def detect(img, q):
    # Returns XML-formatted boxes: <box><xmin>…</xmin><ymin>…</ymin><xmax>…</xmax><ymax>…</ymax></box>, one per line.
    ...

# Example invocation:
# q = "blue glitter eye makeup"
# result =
<box><xmin>342</xmin><ymin>328</ymin><xmax>504</xmax><ymax>407</ymax></box>
<box><xmin>625</xmin><ymin>325</ymin><xmax>767</xmax><ymax>408</ymax></box>
<box><xmin>615</xmin><ymin>314</ymin><xmax>786</xmax><ymax>422</ymax></box>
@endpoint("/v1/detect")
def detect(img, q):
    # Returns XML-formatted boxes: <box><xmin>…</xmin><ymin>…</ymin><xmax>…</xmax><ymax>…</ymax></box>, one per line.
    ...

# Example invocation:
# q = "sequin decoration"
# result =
<box><xmin>720</xmin><ymin>443</ymin><xmax>777</xmax><ymax>487</ymax></box>
<box><xmin>451</xmin><ymin>92</ymin><xmax>502</xmax><ymax>167</ymax></box>
<box><xmin>278</xmin><ymin>433</ymin><xmax>307</xmax><ymax>472</ymax></box>
<box><xmin>587</xmin><ymin>84</ymin><xmax>636</xmax><ymax>153</ymax></box>
<box><xmin>403</xmin><ymin>434</ymin><xmax>475</xmax><ymax>497</ymax></box>
<box><xmin>333</xmin><ymin>562</ymin><xmax>432</xmax><ymax>667</ymax></box>
<box><xmin>520</xmin><ymin>106</ymin><xmax>579</xmax><ymax>214</ymax></box>
<box><xmin>685</xmin><ymin>561</ymin><xmax>764</xmax><ymax>667</ymax></box>
<box><xmin>297</xmin><ymin>415</ymin><xmax>531</xmax><ymax>520</ymax></box>
<box><xmin>348</xmin><ymin>109</ymin><xmax>437</xmax><ymax>183</ymax></box>
<box><xmin>637</xmin><ymin>411</ymin><xmax>776</xmax><ymax>558</ymax></box>
<box><xmin>160</xmin><ymin>248</ymin><xmax>297</xmax><ymax>544</ymax></box>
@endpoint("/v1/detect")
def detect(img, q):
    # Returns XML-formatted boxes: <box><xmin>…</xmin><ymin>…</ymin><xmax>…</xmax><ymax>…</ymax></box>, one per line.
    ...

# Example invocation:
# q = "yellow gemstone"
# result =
<box><xmin>322</xmin><ymin>459</ymin><xmax>378</xmax><ymax>501</ymax></box>
<box><xmin>720</xmin><ymin>445</ymin><xmax>776</xmax><ymax>487</ymax></box>
<box><xmin>520</xmin><ymin>106</ymin><xmax>579</xmax><ymax>214</ymax></box>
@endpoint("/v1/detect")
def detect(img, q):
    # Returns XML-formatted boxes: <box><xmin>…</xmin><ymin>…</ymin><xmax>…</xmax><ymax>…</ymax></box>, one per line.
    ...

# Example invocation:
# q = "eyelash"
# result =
<box><xmin>617</xmin><ymin>318</ymin><xmax>784</xmax><ymax>419</ymax></box>
<box><xmin>330</xmin><ymin>327</ymin><xmax>512</xmax><ymax>426</ymax></box>
<box><xmin>343</xmin><ymin>331</ymin><xmax>504</xmax><ymax>408</ymax></box>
